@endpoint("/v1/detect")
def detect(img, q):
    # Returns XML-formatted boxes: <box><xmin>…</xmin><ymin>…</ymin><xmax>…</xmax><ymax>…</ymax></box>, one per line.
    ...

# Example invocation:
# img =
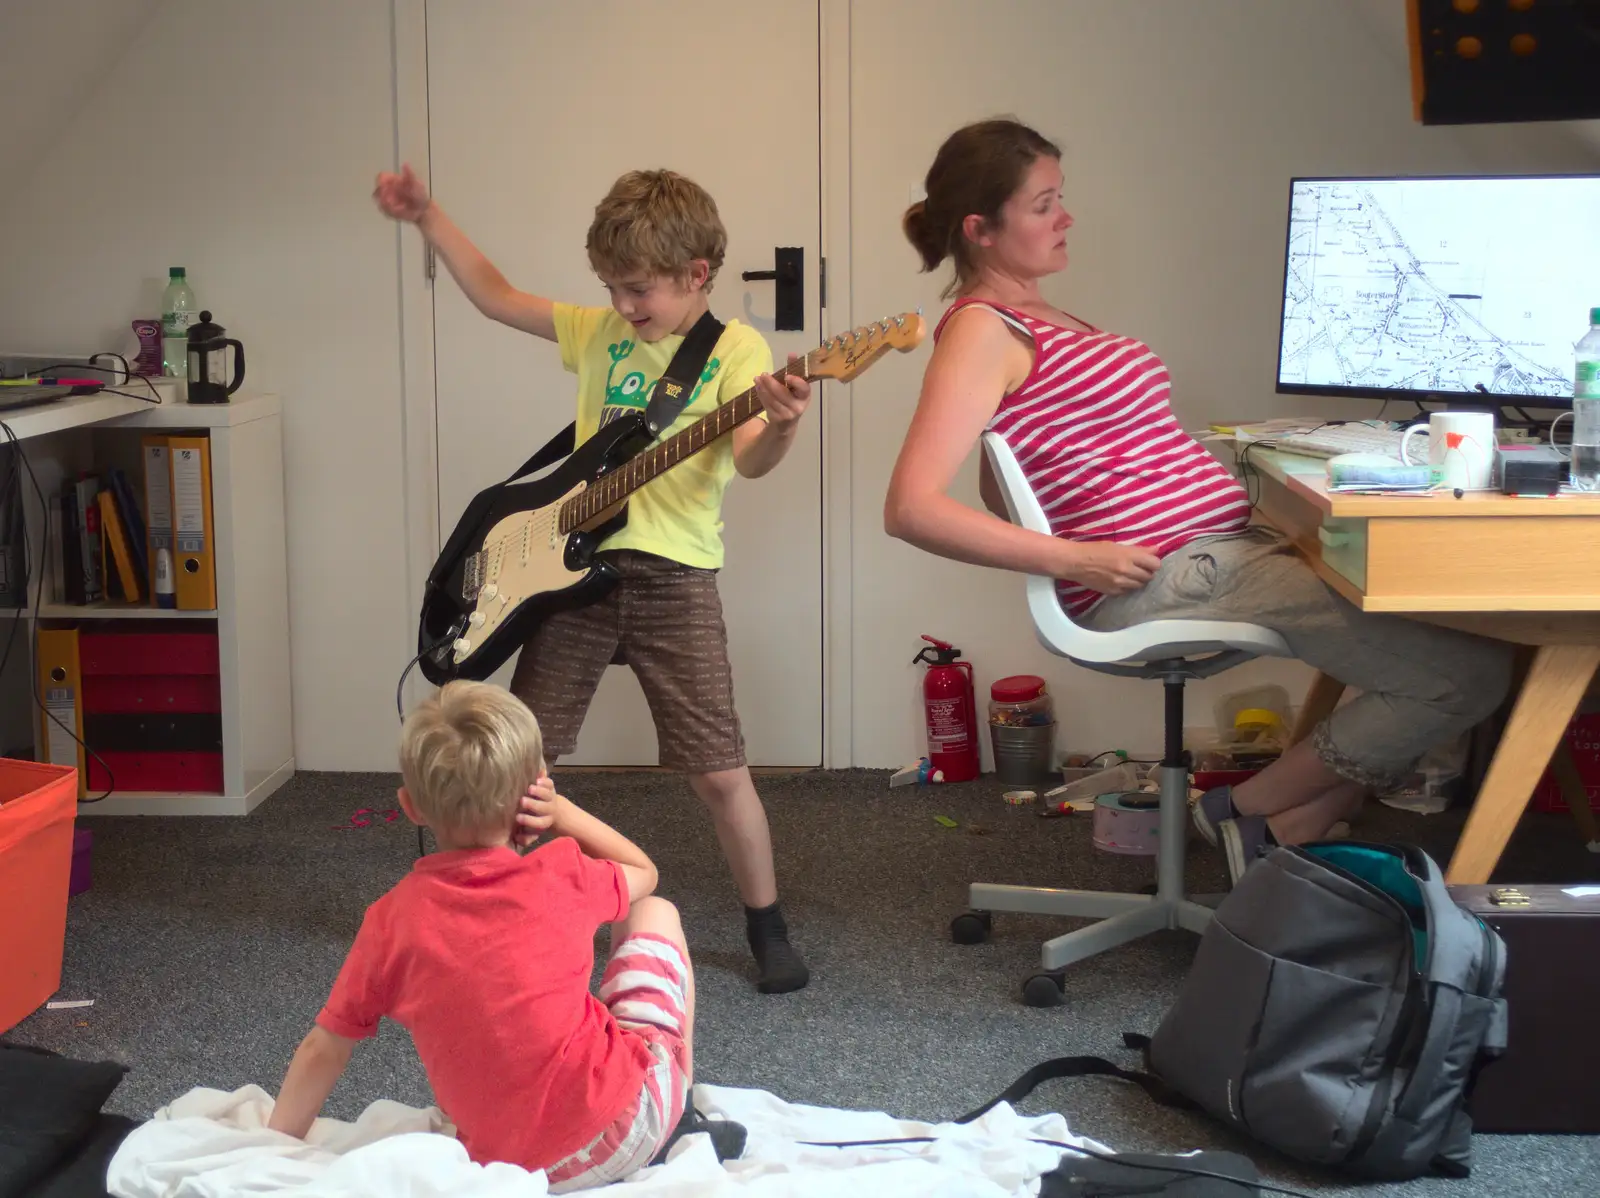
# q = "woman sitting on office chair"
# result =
<box><xmin>883</xmin><ymin>117</ymin><xmax>1512</xmax><ymax>885</ymax></box>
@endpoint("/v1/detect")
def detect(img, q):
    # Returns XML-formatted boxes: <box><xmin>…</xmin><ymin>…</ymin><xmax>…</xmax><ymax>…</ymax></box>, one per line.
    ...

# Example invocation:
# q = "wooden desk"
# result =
<box><xmin>1243</xmin><ymin>447</ymin><xmax>1600</xmax><ymax>884</ymax></box>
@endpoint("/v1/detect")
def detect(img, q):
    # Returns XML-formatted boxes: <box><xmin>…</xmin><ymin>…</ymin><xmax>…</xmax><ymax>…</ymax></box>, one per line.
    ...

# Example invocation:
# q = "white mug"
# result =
<box><xmin>1399</xmin><ymin>411</ymin><xmax>1496</xmax><ymax>490</ymax></box>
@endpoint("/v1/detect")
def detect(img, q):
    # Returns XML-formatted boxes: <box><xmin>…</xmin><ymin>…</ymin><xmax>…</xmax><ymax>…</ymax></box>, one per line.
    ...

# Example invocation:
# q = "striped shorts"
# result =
<box><xmin>508</xmin><ymin>550</ymin><xmax>745</xmax><ymax>773</ymax></box>
<box><xmin>544</xmin><ymin>933</ymin><xmax>692</xmax><ymax>1192</ymax></box>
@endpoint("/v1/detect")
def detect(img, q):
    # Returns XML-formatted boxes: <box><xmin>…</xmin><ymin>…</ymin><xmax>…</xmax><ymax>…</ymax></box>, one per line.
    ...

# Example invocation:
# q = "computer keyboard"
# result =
<box><xmin>1257</xmin><ymin>422</ymin><xmax>1408</xmax><ymax>460</ymax></box>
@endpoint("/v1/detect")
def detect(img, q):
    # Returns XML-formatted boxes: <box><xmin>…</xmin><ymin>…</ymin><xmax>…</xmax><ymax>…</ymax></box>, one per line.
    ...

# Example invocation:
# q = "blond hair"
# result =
<box><xmin>586</xmin><ymin>169</ymin><xmax>727</xmax><ymax>289</ymax></box>
<box><xmin>399</xmin><ymin>681</ymin><xmax>544</xmax><ymax>842</ymax></box>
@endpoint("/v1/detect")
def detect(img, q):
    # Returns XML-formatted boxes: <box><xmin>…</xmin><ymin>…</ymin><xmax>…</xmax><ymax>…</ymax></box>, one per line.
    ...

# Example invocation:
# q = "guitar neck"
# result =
<box><xmin>561</xmin><ymin>357</ymin><xmax>809</xmax><ymax>530</ymax></box>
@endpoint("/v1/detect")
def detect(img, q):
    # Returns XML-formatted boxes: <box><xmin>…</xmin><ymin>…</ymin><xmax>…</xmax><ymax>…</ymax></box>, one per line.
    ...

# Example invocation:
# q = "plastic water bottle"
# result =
<box><xmin>1572</xmin><ymin>308</ymin><xmax>1600</xmax><ymax>491</ymax></box>
<box><xmin>161</xmin><ymin>267</ymin><xmax>197</xmax><ymax>377</ymax></box>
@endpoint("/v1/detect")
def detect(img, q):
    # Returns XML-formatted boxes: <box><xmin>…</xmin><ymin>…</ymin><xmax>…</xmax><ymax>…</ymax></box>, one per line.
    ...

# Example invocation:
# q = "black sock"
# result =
<box><xmin>744</xmin><ymin>902</ymin><xmax>810</xmax><ymax>994</ymax></box>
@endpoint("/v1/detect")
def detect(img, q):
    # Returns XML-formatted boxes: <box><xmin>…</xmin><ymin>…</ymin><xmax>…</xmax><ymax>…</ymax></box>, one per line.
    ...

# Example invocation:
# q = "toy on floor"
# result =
<box><xmin>330</xmin><ymin>807</ymin><xmax>401</xmax><ymax>830</ymax></box>
<box><xmin>889</xmin><ymin>756</ymin><xmax>944</xmax><ymax>788</ymax></box>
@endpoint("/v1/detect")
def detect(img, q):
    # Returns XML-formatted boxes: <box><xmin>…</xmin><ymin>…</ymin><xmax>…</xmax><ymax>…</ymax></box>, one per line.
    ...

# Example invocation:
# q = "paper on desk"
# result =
<box><xmin>1327</xmin><ymin>484</ymin><xmax>1437</xmax><ymax>494</ymax></box>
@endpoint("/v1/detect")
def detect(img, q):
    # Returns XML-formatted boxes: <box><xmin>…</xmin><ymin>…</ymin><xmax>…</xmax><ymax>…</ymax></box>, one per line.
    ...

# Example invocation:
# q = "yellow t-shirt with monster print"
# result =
<box><xmin>552</xmin><ymin>303</ymin><xmax>772</xmax><ymax>570</ymax></box>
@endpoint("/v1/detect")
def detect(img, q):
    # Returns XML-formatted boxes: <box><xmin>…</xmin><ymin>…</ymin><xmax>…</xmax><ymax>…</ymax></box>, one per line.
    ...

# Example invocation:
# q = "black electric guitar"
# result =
<box><xmin>417</xmin><ymin>311</ymin><xmax>926</xmax><ymax>685</ymax></box>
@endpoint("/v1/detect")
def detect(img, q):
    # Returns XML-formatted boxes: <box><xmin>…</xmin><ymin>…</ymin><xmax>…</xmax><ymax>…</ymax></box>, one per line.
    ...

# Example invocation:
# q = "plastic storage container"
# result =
<box><xmin>988</xmin><ymin>675</ymin><xmax>1054</xmax><ymax>726</ymax></box>
<box><xmin>989</xmin><ymin>675</ymin><xmax>1056</xmax><ymax>784</ymax></box>
<box><xmin>1212</xmin><ymin>684</ymin><xmax>1290</xmax><ymax>744</ymax></box>
<box><xmin>0</xmin><ymin>759</ymin><xmax>80</xmax><ymax>1033</ymax></box>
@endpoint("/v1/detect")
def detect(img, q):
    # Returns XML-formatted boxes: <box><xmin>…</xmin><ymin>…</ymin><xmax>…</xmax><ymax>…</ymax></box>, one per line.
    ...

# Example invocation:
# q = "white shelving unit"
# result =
<box><xmin>6</xmin><ymin>391</ymin><xmax>294</xmax><ymax>816</ymax></box>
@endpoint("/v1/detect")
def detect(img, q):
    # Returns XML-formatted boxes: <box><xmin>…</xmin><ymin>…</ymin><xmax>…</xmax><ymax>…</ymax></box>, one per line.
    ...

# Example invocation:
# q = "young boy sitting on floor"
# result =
<box><xmin>267</xmin><ymin>681</ymin><xmax>707</xmax><ymax>1190</ymax></box>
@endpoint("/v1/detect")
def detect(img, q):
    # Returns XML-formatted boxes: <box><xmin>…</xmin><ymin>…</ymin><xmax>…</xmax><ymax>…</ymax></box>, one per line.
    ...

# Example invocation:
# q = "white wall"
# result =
<box><xmin>844</xmin><ymin>0</ymin><xmax>1600</xmax><ymax>768</ymax></box>
<box><xmin>5</xmin><ymin>1</ymin><xmax>1596</xmax><ymax>773</ymax></box>
<box><xmin>0</xmin><ymin>1</ymin><xmax>160</xmax><ymax>179</ymax></box>
<box><xmin>0</xmin><ymin>0</ymin><xmax>414</xmax><ymax>770</ymax></box>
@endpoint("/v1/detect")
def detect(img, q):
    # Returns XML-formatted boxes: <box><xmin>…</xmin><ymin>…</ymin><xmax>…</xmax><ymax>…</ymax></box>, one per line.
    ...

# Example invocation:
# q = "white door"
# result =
<box><xmin>426</xmin><ymin>1</ymin><xmax>824</xmax><ymax>765</ymax></box>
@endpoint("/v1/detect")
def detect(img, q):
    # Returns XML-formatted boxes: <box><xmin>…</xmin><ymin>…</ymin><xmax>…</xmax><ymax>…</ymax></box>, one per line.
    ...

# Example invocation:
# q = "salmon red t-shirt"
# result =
<box><xmin>315</xmin><ymin>838</ymin><xmax>648</xmax><ymax>1170</ymax></box>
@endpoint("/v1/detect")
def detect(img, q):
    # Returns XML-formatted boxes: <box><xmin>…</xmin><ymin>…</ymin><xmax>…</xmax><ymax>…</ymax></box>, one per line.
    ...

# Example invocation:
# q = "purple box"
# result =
<box><xmin>68</xmin><ymin>827</ymin><xmax>92</xmax><ymax>897</ymax></box>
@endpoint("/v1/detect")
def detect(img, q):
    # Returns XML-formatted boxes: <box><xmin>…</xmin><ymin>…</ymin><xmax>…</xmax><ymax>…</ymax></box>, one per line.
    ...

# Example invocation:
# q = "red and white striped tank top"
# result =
<box><xmin>938</xmin><ymin>299</ymin><xmax>1251</xmax><ymax>618</ymax></box>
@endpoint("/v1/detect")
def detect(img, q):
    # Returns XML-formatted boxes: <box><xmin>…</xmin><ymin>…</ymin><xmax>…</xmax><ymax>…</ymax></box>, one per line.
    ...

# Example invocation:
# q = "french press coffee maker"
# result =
<box><xmin>185</xmin><ymin>311</ymin><xmax>245</xmax><ymax>403</ymax></box>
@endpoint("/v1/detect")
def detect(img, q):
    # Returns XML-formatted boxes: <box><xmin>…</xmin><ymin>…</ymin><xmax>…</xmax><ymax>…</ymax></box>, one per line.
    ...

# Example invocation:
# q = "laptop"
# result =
<box><xmin>0</xmin><ymin>352</ymin><xmax>109</xmax><ymax>411</ymax></box>
<box><xmin>0</xmin><ymin>383</ymin><xmax>97</xmax><ymax>412</ymax></box>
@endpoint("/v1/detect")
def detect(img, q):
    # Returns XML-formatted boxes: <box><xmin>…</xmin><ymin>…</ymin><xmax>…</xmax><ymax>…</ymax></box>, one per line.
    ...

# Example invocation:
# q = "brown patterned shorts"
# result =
<box><xmin>507</xmin><ymin>550</ymin><xmax>745</xmax><ymax>773</ymax></box>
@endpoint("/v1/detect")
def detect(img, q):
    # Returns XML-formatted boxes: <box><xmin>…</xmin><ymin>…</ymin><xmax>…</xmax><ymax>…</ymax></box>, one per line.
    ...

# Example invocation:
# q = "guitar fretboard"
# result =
<box><xmin>558</xmin><ymin>356</ymin><xmax>807</xmax><ymax>533</ymax></box>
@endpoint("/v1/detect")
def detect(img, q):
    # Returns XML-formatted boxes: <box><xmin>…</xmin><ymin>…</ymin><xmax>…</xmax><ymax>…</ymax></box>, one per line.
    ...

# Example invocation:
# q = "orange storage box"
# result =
<box><xmin>0</xmin><ymin>759</ymin><xmax>80</xmax><ymax>1034</ymax></box>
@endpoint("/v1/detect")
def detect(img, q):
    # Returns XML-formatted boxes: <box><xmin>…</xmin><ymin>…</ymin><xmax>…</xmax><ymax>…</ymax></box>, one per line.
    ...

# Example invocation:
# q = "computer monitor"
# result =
<box><xmin>1274</xmin><ymin>174</ymin><xmax>1600</xmax><ymax>410</ymax></box>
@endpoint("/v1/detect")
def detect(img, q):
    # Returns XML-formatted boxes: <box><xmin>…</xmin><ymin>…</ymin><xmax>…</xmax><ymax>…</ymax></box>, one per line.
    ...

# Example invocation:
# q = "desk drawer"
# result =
<box><xmin>1316</xmin><ymin>519</ymin><xmax>1367</xmax><ymax>592</ymax></box>
<box><xmin>1308</xmin><ymin>513</ymin><xmax>1600</xmax><ymax>612</ymax></box>
<box><xmin>1364</xmin><ymin>517</ymin><xmax>1600</xmax><ymax>610</ymax></box>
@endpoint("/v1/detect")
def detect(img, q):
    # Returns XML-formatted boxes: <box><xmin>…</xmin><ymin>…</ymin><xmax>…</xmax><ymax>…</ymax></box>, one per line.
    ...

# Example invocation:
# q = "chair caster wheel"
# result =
<box><xmin>1022</xmin><ymin>971</ymin><xmax>1066</xmax><ymax>1007</ymax></box>
<box><xmin>951</xmin><ymin>910</ymin><xmax>992</xmax><ymax>945</ymax></box>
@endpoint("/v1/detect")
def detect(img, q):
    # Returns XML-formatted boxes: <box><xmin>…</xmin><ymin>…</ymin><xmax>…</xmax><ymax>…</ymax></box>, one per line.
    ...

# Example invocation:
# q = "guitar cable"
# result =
<box><xmin>396</xmin><ymin>629</ymin><xmax>455</xmax><ymax>859</ymax></box>
<box><xmin>796</xmin><ymin>1135</ymin><xmax>1305</xmax><ymax>1196</ymax></box>
<box><xmin>395</xmin><ymin>632</ymin><xmax>453</xmax><ymax>724</ymax></box>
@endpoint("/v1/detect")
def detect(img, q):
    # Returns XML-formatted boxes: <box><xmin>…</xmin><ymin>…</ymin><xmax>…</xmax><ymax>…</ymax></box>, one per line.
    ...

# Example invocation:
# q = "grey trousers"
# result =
<box><xmin>1081</xmin><ymin>526</ymin><xmax>1514</xmax><ymax>787</ymax></box>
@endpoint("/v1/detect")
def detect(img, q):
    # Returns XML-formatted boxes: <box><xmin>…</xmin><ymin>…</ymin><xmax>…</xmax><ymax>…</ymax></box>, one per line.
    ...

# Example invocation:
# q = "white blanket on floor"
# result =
<box><xmin>107</xmin><ymin>1082</ymin><xmax>1107</xmax><ymax>1198</ymax></box>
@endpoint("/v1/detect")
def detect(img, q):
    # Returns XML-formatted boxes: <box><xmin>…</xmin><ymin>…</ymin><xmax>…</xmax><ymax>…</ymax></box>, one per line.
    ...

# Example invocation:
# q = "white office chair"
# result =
<box><xmin>958</xmin><ymin>431</ymin><xmax>1293</xmax><ymax>1006</ymax></box>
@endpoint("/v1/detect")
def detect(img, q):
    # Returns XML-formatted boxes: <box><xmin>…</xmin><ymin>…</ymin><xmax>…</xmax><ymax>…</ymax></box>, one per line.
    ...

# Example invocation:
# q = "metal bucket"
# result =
<box><xmin>990</xmin><ymin>721</ymin><xmax>1056</xmax><ymax>785</ymax></box>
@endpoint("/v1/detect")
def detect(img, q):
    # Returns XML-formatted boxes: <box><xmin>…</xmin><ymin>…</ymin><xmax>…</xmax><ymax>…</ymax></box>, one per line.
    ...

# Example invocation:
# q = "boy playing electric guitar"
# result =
<box><xmin>375</xmin><ymin>164</ymin><xmax>811</xmax><ymax>993</ymax></box>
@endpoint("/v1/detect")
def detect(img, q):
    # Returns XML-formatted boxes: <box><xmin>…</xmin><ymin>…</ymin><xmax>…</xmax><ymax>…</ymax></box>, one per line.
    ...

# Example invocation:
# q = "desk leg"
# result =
<box><xmin>1291</xmin><ymin>672</ymin><xmax>1345</xmax><ymax>746</ymax></box>
<box><xmin>1446</xmin><ymin>644</ymin><xmax>1600</xmax><ymax>884</ymax></box>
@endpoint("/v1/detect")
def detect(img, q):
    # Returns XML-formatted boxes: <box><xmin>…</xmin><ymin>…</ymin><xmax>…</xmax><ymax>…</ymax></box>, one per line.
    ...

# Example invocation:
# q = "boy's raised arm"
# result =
<box><xmin>374</xmin><ymin>164</ymin><xmax>557</xmax><ymax>342</ymax></box>
<box><xmin>516</xmin><ymin>779</ymin><xmax>658</xmax><ymax>903</ymax></box>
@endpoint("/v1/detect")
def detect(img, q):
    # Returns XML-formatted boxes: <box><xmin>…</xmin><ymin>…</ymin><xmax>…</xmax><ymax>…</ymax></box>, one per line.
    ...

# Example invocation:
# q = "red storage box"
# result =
<box><xmin>1192</xmin><ymin>768</ymin><xmax>1263</xmax><ymax>792</ymax></box>
<box><xmin>87</xmin><ymin>751</ymin><xmax>223</xmax><ymax>794</ymax></box>
<box><xmin>78</xmin><ymin>630</ymin><xmax>223</xmax><ymax>795</ymax></box>
<box><xmin>82</xmin><ymin>673</ymin><xmax>221</xmax><ymax>714</ymax></box>
<box><xmin>0</xmin><ymin>759</ymin><xmax>80</xmax><ymax>1033</ymax></box>
<box><xmin>78</xmin><ymin>631</ymin><xmax>219</xmax><ymax>676</ymax></box>
<box><xmin>1531</xmin><ymin>713</ymin><xmax>1600</xmax><ymax>813</ymax></box>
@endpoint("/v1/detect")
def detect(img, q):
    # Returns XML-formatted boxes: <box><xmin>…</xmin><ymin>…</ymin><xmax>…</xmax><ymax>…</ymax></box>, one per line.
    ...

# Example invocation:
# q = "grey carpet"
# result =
<box><xmin>10</xmin><ymin>768</ymin><xmax>1600</xmax><ymax>1196</ymax></box>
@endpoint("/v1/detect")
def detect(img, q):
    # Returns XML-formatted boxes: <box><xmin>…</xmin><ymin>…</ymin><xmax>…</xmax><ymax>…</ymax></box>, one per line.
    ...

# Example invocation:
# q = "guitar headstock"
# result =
<box><xmin>806</xmin><ymin>311</ymin><xmax>926</xmax><ymax>383</ymax></box>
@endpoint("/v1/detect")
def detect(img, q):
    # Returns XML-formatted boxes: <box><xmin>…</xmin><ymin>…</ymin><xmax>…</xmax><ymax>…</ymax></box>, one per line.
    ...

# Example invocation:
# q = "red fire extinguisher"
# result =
<box><xmin>913</xmin><ymin>635</ymin><xmax>979</xmax><ymax>783</ymax></box>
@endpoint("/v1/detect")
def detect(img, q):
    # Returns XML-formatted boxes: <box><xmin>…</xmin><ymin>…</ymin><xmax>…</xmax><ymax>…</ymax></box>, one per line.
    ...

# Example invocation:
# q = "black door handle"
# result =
<box><xmin>741</xmin><ymin>246</ymin><xmax>804</xmax><ymax>331</ymax></box>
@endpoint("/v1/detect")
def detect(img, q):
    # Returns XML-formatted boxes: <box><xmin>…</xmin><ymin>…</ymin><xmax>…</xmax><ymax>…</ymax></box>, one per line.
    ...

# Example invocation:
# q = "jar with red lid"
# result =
<box><xmin>988</xmin><ymin>675</ymin><xmax>1054</xmax><ymax>727</ymax></box>
<box><xmin>989</xmin><ymin>674</ymin><xmax>1056</xmax><ymax>784</ymax></box>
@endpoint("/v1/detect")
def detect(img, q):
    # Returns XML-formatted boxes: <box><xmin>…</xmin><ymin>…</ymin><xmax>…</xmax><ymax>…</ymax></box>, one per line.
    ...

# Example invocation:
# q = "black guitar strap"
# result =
<box><xmin>503</xmin><ymin>309</ymin><xmax>726</xmax><ymax>484</ymax></box>
<box><xmin>640</xmin><ymin>308</ymin><xmax>725</xmax><ymax>436</ymax></box>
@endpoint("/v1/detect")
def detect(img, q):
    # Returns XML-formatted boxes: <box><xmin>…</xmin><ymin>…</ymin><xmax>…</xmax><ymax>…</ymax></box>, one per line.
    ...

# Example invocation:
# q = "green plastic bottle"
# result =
<box><xmin>161</xmin><ymin>267</ymin><xmax>197</xmax><ymax>377</ymax></box>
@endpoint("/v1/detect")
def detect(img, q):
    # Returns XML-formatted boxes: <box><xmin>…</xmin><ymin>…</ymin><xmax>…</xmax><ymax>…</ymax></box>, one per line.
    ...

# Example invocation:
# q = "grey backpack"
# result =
<box><xmin>1146</xmin><ymin>841</ymin><xmax>1508</xmax><ymax>1179</ymax></box>
<box><xmin>976</xmin><ymin>842</ymin><xmax>1507</xmax><ymax>1182</ymax></box>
